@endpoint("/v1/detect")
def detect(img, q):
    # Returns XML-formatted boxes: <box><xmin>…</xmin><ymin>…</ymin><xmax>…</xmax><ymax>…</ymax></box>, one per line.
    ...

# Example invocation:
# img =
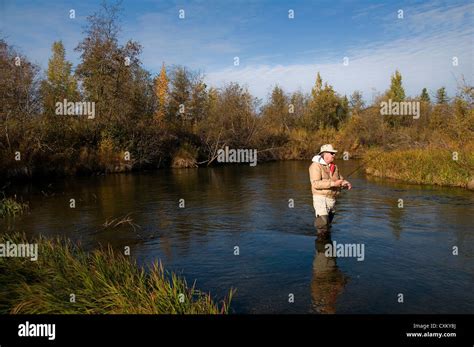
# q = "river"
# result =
<box><xmin>2</xmin><ymin>160</ymin><xmax>473</xmax><ymax>313</ymax></box>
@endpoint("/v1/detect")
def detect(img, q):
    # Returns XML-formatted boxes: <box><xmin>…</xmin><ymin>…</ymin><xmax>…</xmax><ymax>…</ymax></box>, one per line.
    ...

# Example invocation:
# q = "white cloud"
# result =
<box><xmin>124</xmin><ymin>3</ymin><xmax>252</xmax><ymax>72</ymax></box>
<box><xmin>2</xmin><ymin>0</ymin><xmax>472</xmax><ymax>104</ymax></box>
<box><xmin>205</xmin><ymin>3</ymin><xmax>474</xmax><ymax>102</ymax></box>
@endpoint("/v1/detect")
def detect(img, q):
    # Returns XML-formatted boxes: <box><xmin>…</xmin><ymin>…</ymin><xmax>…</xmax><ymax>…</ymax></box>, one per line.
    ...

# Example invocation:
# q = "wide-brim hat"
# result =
<box><xmin>318</xmin><ymin>144</ymin><xmax>338</xmax><ymax>155</ymax></box>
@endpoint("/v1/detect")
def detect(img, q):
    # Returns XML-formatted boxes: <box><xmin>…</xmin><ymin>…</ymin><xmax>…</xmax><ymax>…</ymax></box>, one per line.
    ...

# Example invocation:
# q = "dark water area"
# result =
<box><xmin>2</xmin><ymin>160</ymin><xmax>473</xmax><ymax>313</ymax></box>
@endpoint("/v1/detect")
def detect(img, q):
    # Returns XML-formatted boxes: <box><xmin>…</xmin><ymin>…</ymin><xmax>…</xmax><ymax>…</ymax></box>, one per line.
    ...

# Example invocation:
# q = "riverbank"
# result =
<box><xmin>363</xmin><ymin>147</ymin><xmax>474</xmax><ymax>189</ymax></box>
<box><xmin>3</xmin><ymin>144</ymin><xmax>473</xmax><ymax>191</ymax></box>
<box><xmin>0</xmin><ymin>233</ymin><xmax>233</xmax><ymax>314</ymax></box>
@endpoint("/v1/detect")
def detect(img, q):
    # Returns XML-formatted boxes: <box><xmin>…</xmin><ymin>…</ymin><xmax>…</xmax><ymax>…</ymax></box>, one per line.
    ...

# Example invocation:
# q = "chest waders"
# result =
<box><xmin>314</xmin><ymin>210</ymin><xmax>335</xmax><ymax>237</ymax></box>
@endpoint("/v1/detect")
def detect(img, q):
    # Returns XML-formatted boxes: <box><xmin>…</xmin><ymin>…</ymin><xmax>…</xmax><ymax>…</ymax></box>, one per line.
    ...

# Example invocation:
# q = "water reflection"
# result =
<box><xmin>2</xmin><ymin>161</ymin><xmax>474</xmax><ymax>313</ymax></box>
<box><xmin>311</xmin><ymin>233</ymin><xmax>348</xmax><ymax>314</ymax></box>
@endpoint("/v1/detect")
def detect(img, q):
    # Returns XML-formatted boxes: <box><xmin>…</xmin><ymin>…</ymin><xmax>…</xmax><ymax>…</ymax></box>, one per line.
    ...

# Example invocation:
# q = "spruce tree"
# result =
<box><xmin>420</xmin><ymin>88</ymin><xmax>430</xmax><ymax>103</ymax></box>
<box><xmin>436</xmin><ymin>87</ymin><xmax>448</xmax><ymax>105</ymax></box>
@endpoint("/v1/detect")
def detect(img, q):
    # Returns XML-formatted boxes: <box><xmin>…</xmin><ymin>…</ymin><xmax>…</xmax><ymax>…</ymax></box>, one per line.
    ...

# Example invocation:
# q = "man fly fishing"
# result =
<box><xmin>309</xmin><ymin>144</ymin><xmax>352</xmax><ymax>237</ymax></box>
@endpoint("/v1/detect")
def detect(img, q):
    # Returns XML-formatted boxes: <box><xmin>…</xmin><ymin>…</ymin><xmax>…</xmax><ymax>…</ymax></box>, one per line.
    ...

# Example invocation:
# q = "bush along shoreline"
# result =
<box><xmin>1</xmin><ymin>3</ymin><xmax>472</xmax><ymax>189</ymax></box>
<box><xmin>0</xmin><ymin>233</ymin><xmax>234</xmax><ymax>314</ymax></box>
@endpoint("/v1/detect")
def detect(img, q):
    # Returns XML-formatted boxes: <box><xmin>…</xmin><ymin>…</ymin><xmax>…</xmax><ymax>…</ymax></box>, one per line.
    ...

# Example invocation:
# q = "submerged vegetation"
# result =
<box><xmin>0</xmin><ymin>194</ymin><xmax>29</xmax><ymax>218</ymax></box>
<box><xmin>0</xmin><ymin>233</ymin><xmax>233</xmax><ymax>314</ymax></box>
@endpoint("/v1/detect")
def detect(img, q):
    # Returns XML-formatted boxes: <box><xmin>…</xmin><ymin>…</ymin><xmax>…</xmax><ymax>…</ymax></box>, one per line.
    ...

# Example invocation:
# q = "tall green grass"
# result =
<box><xmin>0</xmin><ymin>233</ymin><xmax>234</xmax><ymax>314</ymax></box>
<box><xmin>363</xmin><ymin>148</ymin><xmax>474</xmax><ymax>188</ymax></box>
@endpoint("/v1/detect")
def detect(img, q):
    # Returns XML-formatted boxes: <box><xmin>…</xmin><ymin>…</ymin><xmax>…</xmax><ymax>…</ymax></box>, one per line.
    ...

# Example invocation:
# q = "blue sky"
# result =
<box><xmin>1</xmin><ymin>0</ymin><xmax>472</xmax><ymax>102</ymax></box>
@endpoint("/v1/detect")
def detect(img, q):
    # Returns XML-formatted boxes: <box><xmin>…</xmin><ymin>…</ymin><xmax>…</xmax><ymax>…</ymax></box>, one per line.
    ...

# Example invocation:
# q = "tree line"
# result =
<box><xmin>1</xmin><ymin>2</ymin><xmax>472</xmax><ymax>178</ymax></box>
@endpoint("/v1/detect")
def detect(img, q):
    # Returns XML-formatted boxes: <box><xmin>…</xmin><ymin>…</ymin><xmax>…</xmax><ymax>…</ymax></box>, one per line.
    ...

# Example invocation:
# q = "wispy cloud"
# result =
<box><xmin>1</xmin><ymin>0</ymin><xmax>472</xmax><ymax>103</ymax></box>
<box><xmin>206</xmin><ymin>1</ymin><xmax>474</xmax><ymax>101</ymax></box>
<box><xmin>351</xmin><ymin>3</ymin><xmax>387</xmax><ymax>20</ymax></box>
<box><xmin>124</xmin><ymin>1</ymin><xmax>264</xmax><ymax>71</ymax></box>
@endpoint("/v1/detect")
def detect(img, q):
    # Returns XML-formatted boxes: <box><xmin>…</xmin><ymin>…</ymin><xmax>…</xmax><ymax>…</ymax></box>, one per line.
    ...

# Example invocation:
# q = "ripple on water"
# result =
<box><xmin>2</xmin><ymin>161</ymin><xmax>474</xmax><ymax>313</ymax></box>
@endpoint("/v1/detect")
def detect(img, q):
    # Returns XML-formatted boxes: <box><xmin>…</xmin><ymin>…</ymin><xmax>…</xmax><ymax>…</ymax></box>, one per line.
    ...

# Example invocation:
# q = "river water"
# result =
<box><xmin>2</xmin><ymin>160</ymin><xmax>473</xmax><ymax>313</ymax></box>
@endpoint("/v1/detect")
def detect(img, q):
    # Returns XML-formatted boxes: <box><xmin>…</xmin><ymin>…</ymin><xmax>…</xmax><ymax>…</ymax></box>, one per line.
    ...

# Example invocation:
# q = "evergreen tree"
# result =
<box><xmin>420</xmin><ymin>88</ymin><xmax>430</xmax><ymax>103</ymax></box>
<box><xmin>436</xmin><ymin>87</ymin><xmax>448</xmax><ymax>104</ymax></box>
<box><xmin>311</xmin><ymin>72</ymin><xmax>323</xmax><ymax>99</ymax></box>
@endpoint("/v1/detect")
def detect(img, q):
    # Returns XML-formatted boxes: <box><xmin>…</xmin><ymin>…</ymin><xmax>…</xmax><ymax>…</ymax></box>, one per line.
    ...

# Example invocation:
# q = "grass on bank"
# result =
<box><xmin>363</xmin><ymin>147</ymin><xmax>474</xmax><ymax>188</ymax></box>
<box><xmin>0</xmin><ymin>233</ymin><xmax>234</xmax><ymax>314</ymax></box>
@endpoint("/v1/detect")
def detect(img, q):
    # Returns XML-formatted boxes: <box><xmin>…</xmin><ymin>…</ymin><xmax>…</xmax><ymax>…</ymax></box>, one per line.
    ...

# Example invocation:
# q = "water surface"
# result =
<box><xmin>2</xmin><ymin>160</ymin><xmax>473</xmax><ymax>313</ymax></box>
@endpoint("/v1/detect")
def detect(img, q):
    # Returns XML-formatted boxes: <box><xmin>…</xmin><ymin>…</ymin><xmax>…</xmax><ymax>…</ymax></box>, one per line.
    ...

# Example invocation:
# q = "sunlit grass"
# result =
<box><xmin>364</xmin><ymin>147</ymin><xmax>474</xmax><ymax>188</ymax></box>
<box><xmin>0</xmin><ymin>233</ymin><xmax>234</xmax><ymax>314</ymax></box>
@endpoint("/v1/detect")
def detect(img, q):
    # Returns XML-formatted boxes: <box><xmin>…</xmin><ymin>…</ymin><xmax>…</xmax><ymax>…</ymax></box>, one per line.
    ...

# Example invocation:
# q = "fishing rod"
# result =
<box><xmin>335</xmin><ymin>161</ymin><xmax>365</xmax><ymax>190</ymax></box>
<box><xmin>344</xmin><ymin>161</ymin><xmax>366</xmax><ymax>179</ymax></box>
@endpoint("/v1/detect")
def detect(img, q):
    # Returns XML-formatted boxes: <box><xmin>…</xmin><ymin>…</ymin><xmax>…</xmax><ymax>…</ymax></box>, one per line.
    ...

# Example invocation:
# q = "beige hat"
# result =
<box><xmin>318</xmin><ymin>144</ymin><xmax>338</xmax><ymax>155</ymax></box>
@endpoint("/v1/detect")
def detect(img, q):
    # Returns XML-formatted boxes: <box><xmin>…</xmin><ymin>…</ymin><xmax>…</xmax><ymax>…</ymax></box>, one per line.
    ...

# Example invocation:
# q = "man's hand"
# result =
<box><xmin>331</xmin><ymin>179</ymin><xmax>344</xmax><ymax>187</ymax></box>
<box><xmin>342</xmin><ymin>180</ymin><xmax>352</xmax><ymax>190</ymax></box>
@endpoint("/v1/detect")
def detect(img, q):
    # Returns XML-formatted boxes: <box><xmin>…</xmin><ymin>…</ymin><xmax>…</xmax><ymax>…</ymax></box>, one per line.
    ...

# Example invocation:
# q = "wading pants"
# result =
<box><xmin>313</xmin><ymin>195</ymin><xmax>336</xmax><ymax>236</ymax></box>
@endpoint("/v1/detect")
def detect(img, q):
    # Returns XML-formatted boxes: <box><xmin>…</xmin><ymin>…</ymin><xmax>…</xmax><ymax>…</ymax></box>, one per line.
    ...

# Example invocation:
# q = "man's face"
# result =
<box><xmin>323</xmin><ymin>152</ymin><xmax>335</xmax><ymax>164</ymax></box>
